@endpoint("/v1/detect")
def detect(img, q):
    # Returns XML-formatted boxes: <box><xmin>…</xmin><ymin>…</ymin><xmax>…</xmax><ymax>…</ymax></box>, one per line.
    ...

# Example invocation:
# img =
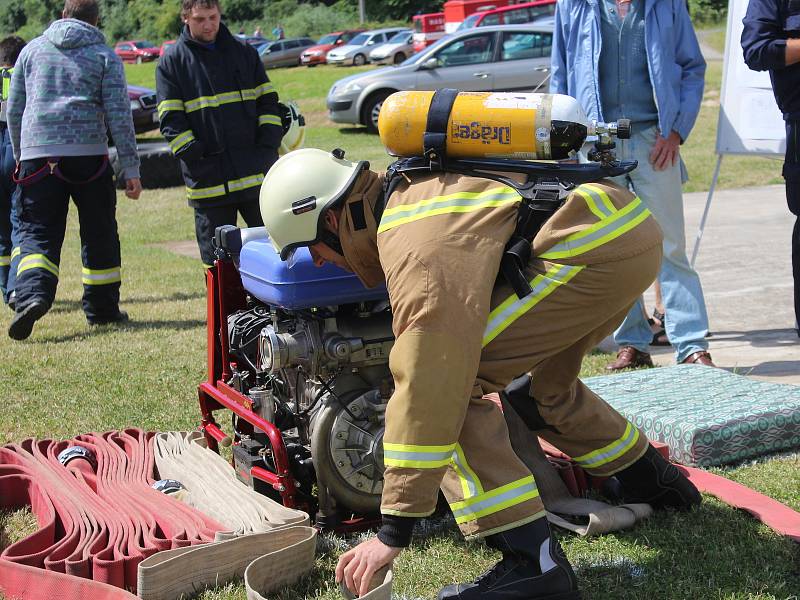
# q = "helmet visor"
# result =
<box><xmin>284</xmin><ymin>247</ymin><xmax>300</xmax><ymax>269</ymax></box>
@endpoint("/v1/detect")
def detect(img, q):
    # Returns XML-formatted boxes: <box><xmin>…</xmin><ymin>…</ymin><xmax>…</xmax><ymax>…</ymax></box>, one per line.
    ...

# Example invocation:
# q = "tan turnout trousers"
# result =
<box><xmin>337</xmin><ymin>171</ymin><xmax>662</xmax><ymax>539</ymax></box>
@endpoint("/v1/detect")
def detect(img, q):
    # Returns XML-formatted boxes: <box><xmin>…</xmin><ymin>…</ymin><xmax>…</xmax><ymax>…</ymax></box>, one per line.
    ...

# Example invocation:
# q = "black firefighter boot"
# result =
<box><xmin>437</xmin><ymin>518</ymin><xmax>581</xmax><ymax>600</ymax></box>
<box><xmin>603</xmin><ymin>445</ymin><xmax>702</xmax><ymax>510</ymax></box>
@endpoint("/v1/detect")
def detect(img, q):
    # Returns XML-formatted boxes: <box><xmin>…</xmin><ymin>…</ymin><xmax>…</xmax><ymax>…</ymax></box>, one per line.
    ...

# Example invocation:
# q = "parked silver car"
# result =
<box><xmin>326</xmin><ymin>28</ymin><xmax>408</xmax><ymax>66</ymax></box>
<box><xmin>260</xmin><ymin>37</ymin><xmax>317</xmax><ymax>68</ymax></box>
<box><xmin>327</xmin><ymin>23</ymin><xmax>554</xmax><ymax>132</ymax></box>
<box><xmin>369</xmin><ymin>30</ymin><xmax>414</xmax><ymax>65</ymax></box>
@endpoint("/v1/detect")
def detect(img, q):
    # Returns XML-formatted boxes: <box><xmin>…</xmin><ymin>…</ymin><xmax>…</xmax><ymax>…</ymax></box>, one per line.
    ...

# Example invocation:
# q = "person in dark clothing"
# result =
<box><xmin>0</xmin><ymin>35</ymin><xmax>25</xmax><ymax>309</ymax></box>
<box><xmin>6</xmin><ymin>0</ymin><xmax>141</xmax><ymax>341</ymax></box>
<box><xmin>742</xmin><ymin>0</ymin><xmax>800</xmax><ymax>336</ymax></box>
<box><xmin>156</xmin><ymin>0</ymin><xmax>283</xmax><ymax>268</ymax></box>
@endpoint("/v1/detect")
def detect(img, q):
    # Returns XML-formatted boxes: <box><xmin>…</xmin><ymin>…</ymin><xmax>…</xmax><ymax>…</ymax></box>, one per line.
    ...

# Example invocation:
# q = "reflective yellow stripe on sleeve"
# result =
<box><xmin>256</xmin><ymin>82</ymin><xmax>275</xmax><ymax>97</ymax></box>
<box><xmin>17</xmin><ymin>254</ymin><xmax>59</xmax><ymax>278</ymax></box>
<box><xmin>258</xmin><ymin>114</ymin><xmax>282</xmax><ymax>127</ymax></box>
<box><xmin>449</xmin><ymin>475</ymin><xmax>539</xmax><ymax>525</ymax></box>
<box><xmin>378</xmin><ymin>186</ymin><xmax>520</xmax><ymax>234</ymax></box>
<box><xmin>82</xmin><ymin>266</ymin><xmax>121</xmax><ymax>285</ymax></box>
<box><xmin>169</xmin><ymin>130</ymin><xmax>195</xmax><ymax>154</ymax></box>
<box><xmin>10</xmin><ymin>247</ymin><xmax>20</xmax><ymax>260</ymax></box>
<box><xmin>482</xmin><ymin>263</ymin><xmax>584</xmax><ymax>347</ymax></box>
<box><xmin>157</xmin><ymin>98</ymin><xmax>185</xmax><ymax>118</ymax></box>
<box><xmin>573</xmin><ymin>422</ymin><xmax>641</xmax><ymax>471</ymax></box>
<box><xmin>538</xmin><ymin>196</ymin><xmax>651</xmax><ymax>260</ymax></box>
<box><xmin>0</xmin><ymin>255</ymin><xmax>9</xmax><ymax>267</ymax></box>
<box><xmin>383</xmin><ymin>442</ymin><xmax>457</xmax><ymax>469</ymax></box>
<box><xmin>574</xmin><ymin>183</ymin><xmax>617</xmax><ymax>219</ymax></box>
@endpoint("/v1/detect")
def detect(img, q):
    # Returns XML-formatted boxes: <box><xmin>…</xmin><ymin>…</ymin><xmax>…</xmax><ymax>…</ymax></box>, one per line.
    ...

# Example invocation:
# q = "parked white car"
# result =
<box><xmin>326</xmin><ymin>28</ymin><xmax>408</xmax><ymax>66</ymax></box>
<box><xmin>369</xmin><ymin>30</ymin><xmax>414</xmax><ymax>65</ymax></box>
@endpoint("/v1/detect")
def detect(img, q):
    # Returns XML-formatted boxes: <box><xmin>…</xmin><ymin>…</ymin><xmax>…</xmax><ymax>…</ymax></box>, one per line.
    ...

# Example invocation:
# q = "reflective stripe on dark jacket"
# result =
<box><xmin>156</xmin><ymin>23</ymin><xmax>282</xmax><ymax>208</ymax></box>
<box><xmin>742</xmin><ymin>0</ymin><xmax>800</xmax><ymax>120</ymax></box>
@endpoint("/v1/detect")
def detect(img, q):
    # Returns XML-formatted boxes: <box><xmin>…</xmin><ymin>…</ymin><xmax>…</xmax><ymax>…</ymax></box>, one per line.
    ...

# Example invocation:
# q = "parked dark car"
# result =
<box><xmin>235</xmin><ymin>34</ymin><xmax>269</xmax><ymax>52</ymax></box>
<box><xmin>129</xmin><ymin>84</ymin><xmax>159</xmax><ymax>134</ymax></box>
<box><xmin>259</xmin><ymin>37</ymin><xmax>317</xmax><ymax>68</ymax></box>
<box><xmin>114</xmin><ymin>40</ymin><xmax>160</xmax><ymax>63</ymax></box>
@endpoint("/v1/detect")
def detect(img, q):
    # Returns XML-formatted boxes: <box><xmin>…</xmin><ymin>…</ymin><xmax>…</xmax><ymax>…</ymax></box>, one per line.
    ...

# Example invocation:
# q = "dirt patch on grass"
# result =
<box><xmin>152</xmin><ymin>240</ymin><xmax>200</xmax><ymax>260</ymax></box>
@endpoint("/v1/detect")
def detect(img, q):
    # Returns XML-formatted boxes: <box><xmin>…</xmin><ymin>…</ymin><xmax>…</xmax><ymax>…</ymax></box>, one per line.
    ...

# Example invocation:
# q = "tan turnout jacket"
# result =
<box><xmin>338</xmin><ymin>170</ymin><xmax>662</xmax><ymax>538</ymax></box>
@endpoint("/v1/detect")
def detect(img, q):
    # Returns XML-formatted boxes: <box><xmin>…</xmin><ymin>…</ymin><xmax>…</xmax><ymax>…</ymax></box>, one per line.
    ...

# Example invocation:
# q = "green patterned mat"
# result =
<box><xmin>584</xmin><ymin>365</ymin><xmax>800</xmax><ymax>467</ymax></box>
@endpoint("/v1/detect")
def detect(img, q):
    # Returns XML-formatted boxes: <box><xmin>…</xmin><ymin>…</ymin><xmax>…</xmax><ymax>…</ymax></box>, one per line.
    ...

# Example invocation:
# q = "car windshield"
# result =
<box><xmin>348</xmin><ymin>33</ymin><xmax>370</xmax><ymax>46</ymax></box>
<box><xmin>134</xmin><ymin>41</ymin><xmax>156</xmax><ymax>49</ymax></box>
<box><xmin>398</xmin><ymin>34</ymin><xmax>452</xmax><ymax>66</ymax></box>
<box><xmin>457</xmin><ymin>14</ymin><xmax>482</xmax><ymax>30</ymax></box>
<box><xmin>388</xmin><ymin>31</ymin><xmax>410</xmax><ymax>43</ymax></box>
<box><xmin>317</xmin><ymin>34</ymin><xmax>339</xmax><ymax>44</ymax></box>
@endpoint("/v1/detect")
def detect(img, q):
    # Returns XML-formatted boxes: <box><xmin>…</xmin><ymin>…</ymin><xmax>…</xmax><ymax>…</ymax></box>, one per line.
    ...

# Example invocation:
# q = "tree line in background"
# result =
<box><xmin>0</xmin><ymin>0</ymin><xmax>439</xmax><ymax>43</ymax></box>
<box><xmin>0</xmin><ymin>0</ymin><xmax>727</xmax><ymax>45</ymax></box>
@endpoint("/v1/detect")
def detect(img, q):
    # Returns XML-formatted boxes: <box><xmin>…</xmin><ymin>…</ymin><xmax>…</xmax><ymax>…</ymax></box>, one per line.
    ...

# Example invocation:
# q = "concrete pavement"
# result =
<box><xmin>600</xmin><ymin>184</ymin><xmax>800</xmax><ymax>385</ymax></box>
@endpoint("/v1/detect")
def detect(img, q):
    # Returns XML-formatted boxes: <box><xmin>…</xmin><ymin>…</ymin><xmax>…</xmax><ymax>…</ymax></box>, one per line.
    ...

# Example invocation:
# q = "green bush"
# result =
<box><xmin>688</xmin><ymin>0</ymin><xmax>727</xmax><ymax>26</ymax></box>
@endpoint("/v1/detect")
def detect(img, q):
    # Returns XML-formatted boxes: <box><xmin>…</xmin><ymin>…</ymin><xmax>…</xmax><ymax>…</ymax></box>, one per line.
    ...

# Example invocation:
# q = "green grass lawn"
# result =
<box><xmin>1</xmin><ymin>40</ymin><xmax>798</xmax><ymax>600</ymax></box>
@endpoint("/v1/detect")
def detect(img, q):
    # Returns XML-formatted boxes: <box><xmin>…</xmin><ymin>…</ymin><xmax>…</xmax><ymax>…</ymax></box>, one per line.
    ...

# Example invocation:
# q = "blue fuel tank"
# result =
<box><xmin>239</xmin><ymin>239</ymin><xmax>388</xmax><ymax>310</ymax></box>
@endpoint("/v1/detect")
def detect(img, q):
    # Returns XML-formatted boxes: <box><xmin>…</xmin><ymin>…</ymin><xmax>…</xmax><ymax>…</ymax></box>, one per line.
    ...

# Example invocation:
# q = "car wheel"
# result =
<box><xmin>353</xmin><ymin>53</ymin><xmax>366</xmax><ymax>66</ymax></box>
<box><xmin>393</xmin><ymin>52</ymin><xmax>406</xmax><ymax>64</ymax></box>
<box><xmin>135</xmin><ymin>56</ymin><xmax>143</xmax><ymax>64</ymax></box>
<box><xmin>362</xmin><ymin>90</ymin><xmax>393</xmax><ymax>134</ymax></box>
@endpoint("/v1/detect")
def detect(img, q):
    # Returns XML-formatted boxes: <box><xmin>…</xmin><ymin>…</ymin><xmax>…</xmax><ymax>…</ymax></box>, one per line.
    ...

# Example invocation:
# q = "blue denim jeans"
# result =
<box><xmin>608</xmin><ymin>124</ymin><xmax>710</xmax><ymax>362</ymax></box>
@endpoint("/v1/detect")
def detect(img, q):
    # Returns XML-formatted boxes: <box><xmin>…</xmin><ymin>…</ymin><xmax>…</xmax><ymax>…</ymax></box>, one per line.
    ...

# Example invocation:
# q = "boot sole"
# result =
<box><xmin>8</xmin><ymin>302</ymin><xmax>48</xmax><ymax>341</ymax></box>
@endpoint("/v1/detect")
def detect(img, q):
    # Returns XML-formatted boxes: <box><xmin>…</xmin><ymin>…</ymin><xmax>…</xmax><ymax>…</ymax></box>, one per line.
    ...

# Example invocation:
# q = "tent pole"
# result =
<box><xmin>691</xmin><ymin>154</ymin><xmax>723</xmax><ymax>267</ymax></box>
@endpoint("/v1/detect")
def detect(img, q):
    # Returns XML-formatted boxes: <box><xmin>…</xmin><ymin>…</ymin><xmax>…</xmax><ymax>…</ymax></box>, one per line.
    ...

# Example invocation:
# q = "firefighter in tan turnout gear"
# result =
<box><xmin>260</xmin><ymin>148</ymin><xmax>702</xmax><ymax>600</ymax></box>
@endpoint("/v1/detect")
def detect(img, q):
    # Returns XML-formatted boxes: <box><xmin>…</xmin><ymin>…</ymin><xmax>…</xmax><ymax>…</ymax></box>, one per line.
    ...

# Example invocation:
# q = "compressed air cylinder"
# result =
<box><xmin>378</xmin><ymin>91</ymin><xmax>590</xmax><ymax>160</ymax></box>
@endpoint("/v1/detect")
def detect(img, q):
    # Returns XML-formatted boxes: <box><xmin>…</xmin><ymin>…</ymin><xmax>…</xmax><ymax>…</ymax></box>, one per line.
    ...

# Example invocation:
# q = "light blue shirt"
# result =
<box><xmin>597</xmin><ymin>0</ymin><xmax>659</xmax><ymax>126</ymax></box>
<box><xmin>550</xmin><ymin>0</ymin><xmax>705</xmax><ymax>142</ymax></box>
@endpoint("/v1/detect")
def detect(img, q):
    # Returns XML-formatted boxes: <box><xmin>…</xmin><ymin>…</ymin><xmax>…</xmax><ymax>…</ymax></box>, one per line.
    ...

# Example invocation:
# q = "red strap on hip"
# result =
<box><xmin>0</xmin><ymin>429</ymin><xmax>225</xmax><ymax>599</ymax></box>
<box><xmin>12</xmin><ymin>156</ymin><xmax>109</xmax><ymax>187</ymax></box>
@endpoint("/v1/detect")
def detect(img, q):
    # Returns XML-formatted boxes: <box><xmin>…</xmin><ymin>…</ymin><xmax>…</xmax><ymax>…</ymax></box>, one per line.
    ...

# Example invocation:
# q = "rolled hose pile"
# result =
<box><xmin>0</xmin><ymin>429</ymin><xmax>316</xmax><ymax>600</ymax></box>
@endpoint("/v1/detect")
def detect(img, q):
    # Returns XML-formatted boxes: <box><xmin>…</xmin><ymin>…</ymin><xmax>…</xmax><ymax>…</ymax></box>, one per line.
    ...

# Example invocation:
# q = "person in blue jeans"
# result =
<box><xmin>551</xmin><ymin>0</ymin><xmax>715</xmax><ymax>369</ymax></box>
<box><xmin>0</xmin><ymin>36</ymin><xmax>25</xmax><ymax>309</ymax></box>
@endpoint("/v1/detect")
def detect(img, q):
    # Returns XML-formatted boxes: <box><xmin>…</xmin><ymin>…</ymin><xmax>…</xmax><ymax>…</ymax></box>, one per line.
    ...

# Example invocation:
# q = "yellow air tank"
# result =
<box><xmin>378</xmin><ymin>91</ymin><xmax>592</xmax><ymax>160</ymax></box>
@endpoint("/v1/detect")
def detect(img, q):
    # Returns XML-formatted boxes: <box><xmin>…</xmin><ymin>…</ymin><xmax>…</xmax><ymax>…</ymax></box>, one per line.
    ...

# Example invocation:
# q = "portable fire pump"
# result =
<box><xmin>197</xmin><ymin>91</ymin><xmax>635</xmax><ymax>530</ymax></box>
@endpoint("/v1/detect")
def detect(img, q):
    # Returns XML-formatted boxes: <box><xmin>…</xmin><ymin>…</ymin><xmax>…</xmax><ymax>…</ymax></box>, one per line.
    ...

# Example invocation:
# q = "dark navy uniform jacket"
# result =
<box><xmin>742</xmin><ymin>0</ymin><xmax>800</xmax><ymax>119</ymax></box>
<box><xmin>156</xmin><ymin>23</ymin><xmax>282</xmax><ymax>208</ymax></box>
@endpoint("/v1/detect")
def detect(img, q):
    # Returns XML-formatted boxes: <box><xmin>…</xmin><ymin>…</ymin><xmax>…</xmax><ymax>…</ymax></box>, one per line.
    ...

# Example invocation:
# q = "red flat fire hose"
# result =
<box><xmin>0</xmin><ymin>429</ymin><xmax>315</xmax><ymax>600</ymax></box>
<box><xmin>679</xmin><ymin>466</ymin><xmax>800</xmax><ymax>543</ymax></box>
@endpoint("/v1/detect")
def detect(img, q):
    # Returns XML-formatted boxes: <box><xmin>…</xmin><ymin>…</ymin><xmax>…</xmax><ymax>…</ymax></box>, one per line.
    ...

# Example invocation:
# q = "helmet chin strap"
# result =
<box><xmin>319</xmin><ymin>229</ymin><xmax>344</xmax><ymax>257</ymax></box>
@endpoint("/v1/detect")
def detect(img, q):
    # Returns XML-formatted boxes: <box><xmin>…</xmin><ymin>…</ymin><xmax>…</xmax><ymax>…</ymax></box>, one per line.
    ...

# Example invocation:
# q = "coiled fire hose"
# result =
<box><xmin>0</xmin><ymin>429</ymin><xmax>316</xmax><ymax>600</ymax></box>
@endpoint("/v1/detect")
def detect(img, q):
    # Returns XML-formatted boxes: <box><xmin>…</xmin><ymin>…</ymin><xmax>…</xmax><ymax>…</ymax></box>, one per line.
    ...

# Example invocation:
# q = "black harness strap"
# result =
<box><xmin>423</xmin><ymin>88</ymin><xmax>459</xmax><ymax>163</ymax></box>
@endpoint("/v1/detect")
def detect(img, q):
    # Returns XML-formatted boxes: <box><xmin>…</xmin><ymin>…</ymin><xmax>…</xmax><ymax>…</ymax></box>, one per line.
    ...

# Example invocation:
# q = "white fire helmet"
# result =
<box><xmin>278</xmin><ymin>101</ymin><xmax>306</xmax><ymax>156</ymax></box>
<box><xmin>259</xmin><ymin>148</ymin><xmax>368</xmax><ymax>261</ymax></box>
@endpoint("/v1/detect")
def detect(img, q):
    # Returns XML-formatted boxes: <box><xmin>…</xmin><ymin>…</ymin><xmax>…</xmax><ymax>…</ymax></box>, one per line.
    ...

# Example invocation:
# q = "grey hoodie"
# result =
<box><xmin>7</xmin><ymin>19</ymin><xmax>139</xmax><ymax>180</ymax></box>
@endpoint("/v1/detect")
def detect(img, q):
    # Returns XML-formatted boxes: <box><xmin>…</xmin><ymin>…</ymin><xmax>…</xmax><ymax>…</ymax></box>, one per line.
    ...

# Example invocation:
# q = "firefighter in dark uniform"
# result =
<box><xmin>156</xmin><ymin>0</ymin><xmax>283</xmax><ymax>269</ymax></box>
<box><xmin>6</xmin><ymin>0</ymin><xmax>141</xmax><ymax>341</ymax></box>
<box><xmin>742</xmin><ymin>0</ymin><xmax>800</xmax><ymax>335</ymax></box>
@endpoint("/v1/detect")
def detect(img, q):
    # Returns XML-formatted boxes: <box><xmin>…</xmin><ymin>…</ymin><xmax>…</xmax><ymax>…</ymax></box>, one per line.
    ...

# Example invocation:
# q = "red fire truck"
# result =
<box><xmin>412</xmin><ymin>12</ymin><xmax>446</xmax><ymax>53</ymax></box>
<box><xmin>443</xmin><ymin>0</ymin><xmax>512</xmax><ymax>32</ymax></box>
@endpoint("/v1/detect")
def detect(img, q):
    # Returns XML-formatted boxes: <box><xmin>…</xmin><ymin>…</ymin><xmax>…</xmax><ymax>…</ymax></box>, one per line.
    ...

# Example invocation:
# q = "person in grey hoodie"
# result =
<box><xmin>6</xmin><ymin>0</ymin><xmax>141</xmax><ymax>341</ymax></box>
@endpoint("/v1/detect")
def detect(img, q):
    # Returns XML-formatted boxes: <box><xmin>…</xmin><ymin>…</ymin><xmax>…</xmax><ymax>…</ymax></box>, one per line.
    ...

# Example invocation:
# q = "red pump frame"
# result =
<box><xmin>197</xmin><ymin>259</ymin><xmax>302</xmax><ymax>510</ymax></box>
